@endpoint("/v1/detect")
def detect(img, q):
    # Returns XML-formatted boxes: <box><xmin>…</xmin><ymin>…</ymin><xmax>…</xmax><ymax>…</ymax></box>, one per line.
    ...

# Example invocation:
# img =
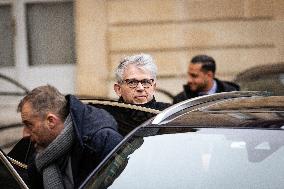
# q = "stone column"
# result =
<box><xmin>74</xmin><ymin>0</ymin><xmax>108</xmax><ymax>97</ymax></box>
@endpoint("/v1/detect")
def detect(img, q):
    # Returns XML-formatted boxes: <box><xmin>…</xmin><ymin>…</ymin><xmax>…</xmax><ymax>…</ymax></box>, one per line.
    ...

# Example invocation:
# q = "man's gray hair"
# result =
<box><xmin>115</xmin><ymin>53</ymin><xmax>158</xmax><ymax>82</ymax></box>
<box><xmin>17</xmin><ymin>85</ymin><xmax>68</xmax><ymax>121</ymax></box>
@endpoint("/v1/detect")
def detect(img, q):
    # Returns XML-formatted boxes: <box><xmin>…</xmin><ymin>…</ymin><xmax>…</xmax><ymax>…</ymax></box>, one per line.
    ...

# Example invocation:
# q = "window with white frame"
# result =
<box><xmin>26</xmin><ymin>1</ymin><xmax>75</xmax><ymax>66</ymax></box>
<box><xmin>0</xmin><ymin>0</ymin><xmax>75</xmax><ymax>68</ymax></box>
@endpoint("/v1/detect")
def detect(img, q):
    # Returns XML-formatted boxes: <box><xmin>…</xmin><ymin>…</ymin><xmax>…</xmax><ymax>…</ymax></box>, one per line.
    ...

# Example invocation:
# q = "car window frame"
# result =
<box><xmin>0</xmin><ymin>148</ymin><xmax>29</xmax><ymax>189</ymax></box>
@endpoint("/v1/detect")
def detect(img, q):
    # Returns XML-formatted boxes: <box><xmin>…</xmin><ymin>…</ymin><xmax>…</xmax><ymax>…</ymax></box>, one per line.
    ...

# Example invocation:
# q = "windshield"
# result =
<box><xmin>83</xmin><ymin>127</ymin><xmax>284</xmax><ymax>189</ymax></box>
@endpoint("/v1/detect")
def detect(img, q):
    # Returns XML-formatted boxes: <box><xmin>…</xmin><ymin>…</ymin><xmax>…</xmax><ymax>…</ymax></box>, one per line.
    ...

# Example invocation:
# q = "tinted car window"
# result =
<box><xmin>83</xmin><ymin>127</ymin><xmax>284</xmax><ymax>189</ymax></box>
<box><xmin>0</xmin><ymin>151</ymin><xmax>25</xmax><ymax>189</ymax></box>
<box><xmin>159</xmin><ymin>96</ymin><xmax>284</xmax><ymax>126</ymax></box>
<box><xmin>234</xmin><ymin>63</ymin><xmax>284</xmax><ymax>95</ymax></box>
<box><xmin>0</xmin><ymin>160</ymin><xmax>22</xmax><ymax>189</ymax></box>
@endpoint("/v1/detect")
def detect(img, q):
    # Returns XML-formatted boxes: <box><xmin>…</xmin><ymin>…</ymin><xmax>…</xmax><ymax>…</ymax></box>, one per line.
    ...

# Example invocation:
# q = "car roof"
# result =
<box><xmin>149</xmin><ymin>91</ymin><xmax>284</xmax><ymax>128</ymax></box>
<box><xmin>79</xmin><ymin>91</ymin><xmax>284</xmax><ymax>189</ymax></box>
<box><xmin>152</xmin><ymin>91</ymin><xmax>270</xmax><ymax>124</ymax></box>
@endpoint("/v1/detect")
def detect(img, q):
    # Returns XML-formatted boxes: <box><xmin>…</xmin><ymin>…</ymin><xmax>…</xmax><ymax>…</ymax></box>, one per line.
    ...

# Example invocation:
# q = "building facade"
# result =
<box><xmin>1</xmin><ymin>0</ymin><xmax>284</xmax><ymax>102</ymax></box>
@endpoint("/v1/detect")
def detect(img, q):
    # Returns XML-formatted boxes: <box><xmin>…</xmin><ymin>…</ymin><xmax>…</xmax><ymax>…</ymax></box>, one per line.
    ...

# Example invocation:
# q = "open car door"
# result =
<box><xmin>0</xmin><ymin>148</ymin><xmax>29</xmax><ymax>189</ymax></box>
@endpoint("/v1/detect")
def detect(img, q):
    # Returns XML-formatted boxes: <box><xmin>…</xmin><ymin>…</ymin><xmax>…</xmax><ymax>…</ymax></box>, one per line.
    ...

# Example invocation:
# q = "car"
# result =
<box><xmin>79</xmin><ymin>91</ymin><xmax>284</xmax><ymax>189</ymax></box>
<box><xmin>233</xmin><ymin>63</ymin><xmax>284</xmax><ymax>96</ymax></box>
<box><xmin>1</xmin><ymin>91</ymin><xmax>284</xmax><ymax>189</ymax></box>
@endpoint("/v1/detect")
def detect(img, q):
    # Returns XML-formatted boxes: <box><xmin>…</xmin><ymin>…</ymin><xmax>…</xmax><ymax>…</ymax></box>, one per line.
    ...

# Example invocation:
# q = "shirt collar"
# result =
<box><xmin>207</xmin><ymin>79</ymin><xmax>217</xmax><ymax>95</ymax></box>
<box><xmin>198</xmin><ymin>79</ymin><xmax>217</xmax><ymax>96</ymax></box>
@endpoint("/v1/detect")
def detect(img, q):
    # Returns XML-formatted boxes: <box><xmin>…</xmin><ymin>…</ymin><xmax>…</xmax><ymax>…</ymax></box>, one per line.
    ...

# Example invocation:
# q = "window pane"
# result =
<box><xmin>86</xmin><ymin>128</ymin><xmax>284</xmax><ymax>189</ymax></box>
<box><xmin>26</xmin><ymin>2</ymin><xmax>75</xmax><ymax>65</ymax></box>
<box><xmin>0</xmin><ymin>5</ymin><xmax>14</xmax><ymax>67</ymax></box>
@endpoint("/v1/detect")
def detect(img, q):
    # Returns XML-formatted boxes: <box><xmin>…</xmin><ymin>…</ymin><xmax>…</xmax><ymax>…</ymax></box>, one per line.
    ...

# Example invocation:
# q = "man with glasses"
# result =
<box><xmin>99</xmin><ymin>54</ymin><xmax>170</xmax><ymax>136</ymax></box>
<box><xmin>114</xmin><ymin>53</ymin><xmax>170</xmax><ymax>110</ymax></box>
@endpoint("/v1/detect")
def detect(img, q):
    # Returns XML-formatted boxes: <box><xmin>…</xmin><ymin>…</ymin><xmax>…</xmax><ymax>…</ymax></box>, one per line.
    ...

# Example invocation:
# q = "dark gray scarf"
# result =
<box><xmin>35</xmin><ymin>114</ymin><xmax>74</xmax><ymax>189</ymax></box>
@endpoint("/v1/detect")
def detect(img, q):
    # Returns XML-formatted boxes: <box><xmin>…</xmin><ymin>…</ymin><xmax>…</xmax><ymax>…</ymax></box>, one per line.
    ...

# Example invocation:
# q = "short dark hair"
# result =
<box><xmin>191</xmin><ymin>54</ymin><xmax>216</xmax><ymax>74</ymax></box>
<box><xmin>17</xmin><ymin>85</ymin><xmax>68</xmax><ymax>121</ymax></box>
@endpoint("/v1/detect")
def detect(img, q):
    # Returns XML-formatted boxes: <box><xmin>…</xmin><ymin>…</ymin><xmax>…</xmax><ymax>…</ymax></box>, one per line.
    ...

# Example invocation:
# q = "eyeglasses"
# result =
<box><xmin>120</xmin><ymin>79</ymin><xmax>154</xmax><ymax>89</ymax></box>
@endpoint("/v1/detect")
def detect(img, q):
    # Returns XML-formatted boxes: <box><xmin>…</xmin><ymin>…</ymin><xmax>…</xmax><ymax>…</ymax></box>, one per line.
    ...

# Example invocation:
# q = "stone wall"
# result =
<box><xmin>75</xmin><ymin>0</ymin><xmax>284</xmax><ymax>102</ymax></box>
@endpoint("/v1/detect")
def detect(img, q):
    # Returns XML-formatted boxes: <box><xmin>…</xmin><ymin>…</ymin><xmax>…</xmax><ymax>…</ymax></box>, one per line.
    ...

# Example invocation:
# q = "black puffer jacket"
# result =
<box><xmin>173</xmin><ymin>78</ymin><xmax>240</xmax><ymax>104</ymax></box>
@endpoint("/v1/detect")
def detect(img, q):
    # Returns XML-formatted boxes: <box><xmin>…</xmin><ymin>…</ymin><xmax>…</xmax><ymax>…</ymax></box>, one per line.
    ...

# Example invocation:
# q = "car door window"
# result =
<box><xmin>0</xmin><ymin>150</ymin><xmax>28</xmax><ymax>189</ymax></box>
